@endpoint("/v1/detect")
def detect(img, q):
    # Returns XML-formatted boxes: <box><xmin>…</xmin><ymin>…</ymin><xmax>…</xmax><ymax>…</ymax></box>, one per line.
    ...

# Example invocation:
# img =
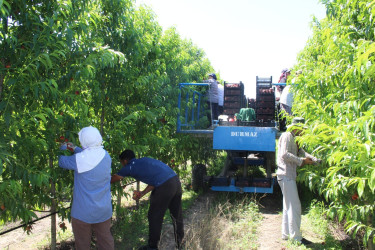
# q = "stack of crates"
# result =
<box><xmin>223</xmin><ymin>81</ymin><xmax>245</xmax><ymax>118</ymax></box>
<box><xmin>256</xmin><ymin>76</ymin><xmax>275</xmax><ymax>127</ymax></box>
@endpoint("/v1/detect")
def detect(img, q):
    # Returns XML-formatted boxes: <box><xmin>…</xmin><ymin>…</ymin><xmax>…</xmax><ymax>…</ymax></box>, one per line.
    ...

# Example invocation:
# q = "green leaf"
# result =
<box><xmin>369</xmin><ymin>169</ymin><xmax>375</xmax><ymax>192</ymax></box>
<box><xmin>357</xmin><ymin>179</ymin><xmax>365</xmax><ymax>197</ymax></box>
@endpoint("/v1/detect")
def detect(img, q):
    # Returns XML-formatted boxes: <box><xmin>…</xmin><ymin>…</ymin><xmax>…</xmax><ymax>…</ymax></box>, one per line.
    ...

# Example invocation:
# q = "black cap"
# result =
<box><xmin>208</xmin><ymin>73</ymin><xmax>217</xmax><ymax>80</ymax></box>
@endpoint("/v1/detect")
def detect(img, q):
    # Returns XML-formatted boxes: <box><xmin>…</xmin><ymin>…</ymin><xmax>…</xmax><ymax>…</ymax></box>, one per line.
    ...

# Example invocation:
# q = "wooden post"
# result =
<box><xmin>116</xmin><ymin>189</ymin><xmax>122</xmax><ymax>215</ymax></box>
<box><xmin>100</xmin><ymin>103</ymin><xmax>105</xmax><ymax>136</ymax></box>
<box><xmin>136</xmin><ymin>181</ymin><xmax>140</xmax><ymax>209</ymax></box>
<box><xmin>50</xmin><ymin>158</ymin><xmax>57</xmax><ymax>250</ymax></box>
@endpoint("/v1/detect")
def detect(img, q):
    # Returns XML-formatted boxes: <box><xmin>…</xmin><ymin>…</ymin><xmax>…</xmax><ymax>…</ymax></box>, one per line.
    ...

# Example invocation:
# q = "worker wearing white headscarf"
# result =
<box><xmin>59</xmin><ymin>126</ymin><xmax>114</xmax><ymax>250</ymax></box>
<box><xmin>75</xmin><ymin>126</ymin><xmax>106</xmax><ymax>173</ymax></box>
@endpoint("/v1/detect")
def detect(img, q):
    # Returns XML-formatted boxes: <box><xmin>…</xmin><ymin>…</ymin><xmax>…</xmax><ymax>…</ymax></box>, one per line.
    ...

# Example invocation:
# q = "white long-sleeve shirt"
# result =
<box><xmin>279</xmin><ymin>85</ymin><xmax>293</xmax><ymax>107</ymax></box>
<box><xmin>218</xmin><ymin>84</ymin><xmax>224</xmax><ymax>106</ymax></box>
<box><xmin>276</xmin><ymin>132</ymin><xmax>317</xmax><ymax>180</ymax></box>
<box><xmin>204</xmin><ymin>79</ymin><xmax>219</xmax><ymax>104</ymax></box>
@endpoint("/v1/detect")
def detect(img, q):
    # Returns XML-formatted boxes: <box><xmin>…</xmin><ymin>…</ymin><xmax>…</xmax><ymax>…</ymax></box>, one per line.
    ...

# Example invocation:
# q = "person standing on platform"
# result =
<box><xmin>218</xmin><ymin>82</ymin><xmax>224</xmax><ymax>116</ymax></box>
<box><xmin>203</xmin><ymin>73</ymin><xmax>219</xmax><ymax>123</ymax></box>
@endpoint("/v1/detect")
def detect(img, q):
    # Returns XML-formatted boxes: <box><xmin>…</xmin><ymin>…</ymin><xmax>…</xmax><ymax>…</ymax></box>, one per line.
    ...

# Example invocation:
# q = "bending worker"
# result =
<box><xmin>111</xmin><ymin>150</ymin><xmax>184</xmax><ymax>250</ymax></box>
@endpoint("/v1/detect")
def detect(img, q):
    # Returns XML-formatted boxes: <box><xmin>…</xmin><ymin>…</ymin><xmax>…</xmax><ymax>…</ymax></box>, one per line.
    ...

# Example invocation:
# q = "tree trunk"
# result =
<box><xmin>368</xmin><ymin>214</ymin><xmax>374</xmax><ymax>250</ymax></box>
<box><xmin>136</xmin><ymin>181</ymin><xmax>140</xmax><ymax>209</ymax></box>
<box><xmin>50</xmin><ymin>158</ymin><xmax>57</xmax><ymax>250</ymax></box>
<box><xmin>100</xmin><ymin>103</ymin><xmax>105</xmax><ymax>136</ymax></box>
<box><xmin>116</xmin><ymin>191</ymin><xmax>122</xmax><ymax>215</ymax></box>
<box><xmin>0</xmin><ymin>61</ymin><xmax>4</xmax><ymax>101</ymax></box>
<box><xmin>0</xmin><ymin>17</ymin><xmax>8</xmax><ymax>101</ymax></box>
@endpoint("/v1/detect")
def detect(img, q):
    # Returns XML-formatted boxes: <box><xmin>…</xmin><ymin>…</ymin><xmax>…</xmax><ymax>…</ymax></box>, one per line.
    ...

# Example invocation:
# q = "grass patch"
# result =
<box><xmin>112</xmin><ymin>203</ymin><xmax>150</xmax><ymax>248</ymax></box>
<box><xmin>284</xmin><ymin>200</ymin><xmax>343</xmax><ymax>249</ymax></box>
<box><xmin>206</xmin><ymin>150</ymin><xmax>227</xmax><ymax>176</ymax></box>
<box><xmin>183</xmin><ymin>193</ymin><xmax>261</xmax><ymax>249</ymax></box>
<box><xmin>112</xmin><ymin>186</ymin><xmax>199</xmax><ymax>249</ymax></box>
<box><xmin>37</xmin><ymin>228</ymin><xmax>74</xmax><ymax>249</ymax></box>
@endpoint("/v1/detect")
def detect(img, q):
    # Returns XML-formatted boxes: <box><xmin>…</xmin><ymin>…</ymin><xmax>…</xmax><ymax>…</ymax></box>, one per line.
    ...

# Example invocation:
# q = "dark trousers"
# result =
<box><xmin>212</xmin><ymin>102</ymin><xmax>219</xmax><ymax>120</ymax></box>
<box><xmin>207</xmin><ymin>102</ymin><xmax>219</xmax><ymax>125</ymax></box>
<box><xmin>71</xmin><ymin>217</ymin><xmax>114</xmax><ymax>250</ymax></box>
<box><xmin>148</xmin><ymin>176</ymin><xmax>184</xmax><ymax>249</ymax></box>
<box><xmin>218</xmin><ymin>105</ymin><xmax>224</xmax><ymax>116</ymax></box>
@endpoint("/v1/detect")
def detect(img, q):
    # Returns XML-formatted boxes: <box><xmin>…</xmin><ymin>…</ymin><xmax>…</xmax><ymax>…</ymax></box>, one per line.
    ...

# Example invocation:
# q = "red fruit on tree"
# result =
<box><xmin>75</xmin><ymin>91</ymin><xmax>80</xmax><ymax>95</ymax></box>
<box><xmin>25</xmin><ymin>225</ymin><xmax>32</xmax><ymax>232</ymax></box>
<box><xmin>67</xmin><ymin>145</ymin><xmax>74</xmax><ymax>152</ymax></box>
<box><xmin>352</xmin><ymin>193</ymin><xmax>359</xmax><ymax>200</ymax></box>
<box><xmin>59</xmin><ymin>136</ymin><xmax>65</xmax><ymax>140</ymax></box>
<box><xmin>64</xmin><ymin>138</ymin><xmax>69</xmax><ymax>142</ymax></box>
<box><xmin>59</xmin><ymin>222</ymin><xmax>65</xmax><ymax>228</ymax></box>
<box><xmin>60</xmin><ymin>111</ymin><xmax>64</xmax><ymax>115</ymax></box>
<box><xmin>1</xmin><ymin>204</ymin><xmax>5</xmax><ymax>210</ymax></box>
<box><xmin>5</xmin><ymin>65</ymin><xmax>11</xmax><ymax>68</ymax></box>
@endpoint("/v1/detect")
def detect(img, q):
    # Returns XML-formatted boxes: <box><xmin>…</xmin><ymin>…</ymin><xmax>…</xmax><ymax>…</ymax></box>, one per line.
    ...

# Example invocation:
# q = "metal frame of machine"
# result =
<box><xmin>177</xmin><ymin>77</ymin><xmax>283</xmax><ymax>194</ymax></box>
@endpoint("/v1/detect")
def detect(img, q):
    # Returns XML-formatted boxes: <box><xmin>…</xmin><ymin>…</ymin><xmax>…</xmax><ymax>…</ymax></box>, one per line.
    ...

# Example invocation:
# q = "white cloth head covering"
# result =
<box><xmin>75</xmin><ymin>126</ymin><xmax>106</xmax><ymax>173</ymax></box>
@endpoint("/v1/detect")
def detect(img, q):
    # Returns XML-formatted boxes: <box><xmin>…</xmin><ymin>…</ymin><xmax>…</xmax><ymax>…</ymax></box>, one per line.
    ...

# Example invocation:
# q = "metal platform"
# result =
<box><xmin>179</xmin><ymin>127</ymin><xmax>282</xmax><ymax>139</ymax></box>
<box><xmin>211</xmin><ymin>178</ymin><xmax>275</xmax><ymax>193</ymax></box>
<box><xmin>177</xmin><ymin>81</ymin><xmax>286</xmax><ymax>194</ymax></box>
<box><xmin>179</xmin><ymin>129</ymin><xmax>214</xmax><ymax>137</ymax></box>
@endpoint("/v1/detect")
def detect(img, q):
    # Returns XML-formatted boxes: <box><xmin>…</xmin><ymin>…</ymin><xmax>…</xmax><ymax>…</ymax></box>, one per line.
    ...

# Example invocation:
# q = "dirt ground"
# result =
<box><xmin>0</xmin><ymin>212</ymin><xmax>72</xmax><ymax>250</ymax></box>
<box><xmin>0</xmin><ymin>190</ymin><xmax>353</xmax><ymax>250</ymax></box>
<box><xmin>158</xmin><ymin>191</ymin><xmax>288</xmax><ymax>250</ymax></box>
<box><xmin>160</xmin><ymin>190</ymin><xmax>354</xmax><ymax>250</ymax></box>
<box><xmin>256</xmin><ymin>193</ymin><xmax>285</xmax><ymax>250</ymax></box>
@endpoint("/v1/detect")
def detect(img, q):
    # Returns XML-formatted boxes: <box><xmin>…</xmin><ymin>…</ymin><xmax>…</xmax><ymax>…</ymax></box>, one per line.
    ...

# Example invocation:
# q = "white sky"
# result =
<box><xmin>136</xmin><ymin>0</ymin><xmax>326</xmax><ymax>98</ymax></box>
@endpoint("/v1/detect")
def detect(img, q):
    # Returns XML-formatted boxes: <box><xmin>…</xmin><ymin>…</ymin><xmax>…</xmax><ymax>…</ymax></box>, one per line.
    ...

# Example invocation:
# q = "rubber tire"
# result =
<box><xmin>192</xmin><ymin>164</ymin><xmax>207</xmax><ymax>193</ymax></box>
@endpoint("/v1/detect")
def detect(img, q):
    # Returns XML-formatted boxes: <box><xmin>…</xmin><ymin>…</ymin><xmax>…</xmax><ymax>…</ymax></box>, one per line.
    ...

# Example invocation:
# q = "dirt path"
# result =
<box><xmin>256</xmin><ymin>193</ymin><xmax>285</xmax><ymax>250</ymax></box>
<box><xmin>159</xmin><ymin>190</ymin><xmax>351</xmax><ymax>250</ymax></box>
<box><xmin>256</xmin><ymin>192</ymin><xmax>354</xmax><ymax>250</ymax></box>
<box><xmin>158</xmin><ymin>191</ymin><xmax>286</xmax><ymax>250</ymax></box>
<box><xmin>0</xmin><ymin>212</ymin><xmax>72</xmax><ymax>250</ymax></box>
<box><xmin>159</xmin><ymin>191</ymin><xmax>286</xmax><ymax>249</ymax></box>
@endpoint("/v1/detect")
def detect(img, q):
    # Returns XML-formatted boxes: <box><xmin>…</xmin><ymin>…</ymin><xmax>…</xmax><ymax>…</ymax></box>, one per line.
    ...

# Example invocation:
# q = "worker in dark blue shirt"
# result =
<box><xmin>111</xmin><ymin>150</ymin><xmax>184</xmax><ymax>250</ymax></box>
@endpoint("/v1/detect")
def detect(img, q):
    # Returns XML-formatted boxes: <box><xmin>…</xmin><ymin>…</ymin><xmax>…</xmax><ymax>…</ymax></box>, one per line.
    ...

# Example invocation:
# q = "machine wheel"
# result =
<box><xmin>192</xmin><ymin>164</ymin><xmax>207</xmax><ymax>192</ymax></box>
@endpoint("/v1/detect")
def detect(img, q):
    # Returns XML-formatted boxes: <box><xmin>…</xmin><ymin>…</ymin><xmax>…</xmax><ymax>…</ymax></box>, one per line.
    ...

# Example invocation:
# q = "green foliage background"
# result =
<box><xmin>292</xmin><ymin>0</ymin><xmax>375</xmax><ymax>245</ymax></box>
<box><xmin>0</xmin><ymin>0</ymin><xmax>215</xmax><ymax>226</ymax></box>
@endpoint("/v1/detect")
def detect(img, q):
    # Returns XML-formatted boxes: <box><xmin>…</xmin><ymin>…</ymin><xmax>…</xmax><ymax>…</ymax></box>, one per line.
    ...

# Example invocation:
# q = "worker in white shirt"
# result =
<box><xmin>218</xmin><ymin>83</ymin><xmax>224</xmax><ymax>115</ymax></box>
<box><xmin>276</xmin><ymin>117</ymin><xmax>321</xmax><ymax>245</ymax></box>
<box><xmin>279</xmin><ymin>70</ymin><xmax>301</xmax><ymax>116</ymax></box>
